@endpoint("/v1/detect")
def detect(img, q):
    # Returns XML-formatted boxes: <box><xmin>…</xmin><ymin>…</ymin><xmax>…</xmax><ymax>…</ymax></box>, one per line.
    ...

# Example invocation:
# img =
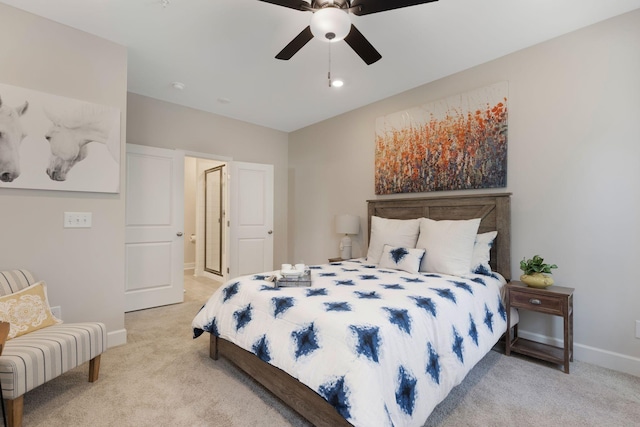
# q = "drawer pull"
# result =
<box><xmin>529</xmin><ymin>298</ymin><xmax>542</xmax><ymax>305</ymax></box>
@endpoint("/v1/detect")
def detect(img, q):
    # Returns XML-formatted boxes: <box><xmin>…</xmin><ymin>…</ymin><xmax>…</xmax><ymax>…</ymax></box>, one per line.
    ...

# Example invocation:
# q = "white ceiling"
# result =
<box><xmin>2</xmin><ymin>0</ymin><xmax>639</xmax><ymax>132</ymax></box>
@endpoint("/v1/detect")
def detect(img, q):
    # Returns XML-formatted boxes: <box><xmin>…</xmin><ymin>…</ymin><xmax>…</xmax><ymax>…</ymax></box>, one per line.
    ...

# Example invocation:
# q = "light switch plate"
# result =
<box><xmin>64</xmin><ymin>212</ymin><xmax>92</xmax><ymax>228</ymax></box>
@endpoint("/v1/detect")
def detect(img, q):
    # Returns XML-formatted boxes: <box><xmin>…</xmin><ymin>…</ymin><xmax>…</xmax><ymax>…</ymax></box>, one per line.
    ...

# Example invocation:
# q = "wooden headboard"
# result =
<box><xmin>367</xmin><ymin>193</ymin><xmax>511</xmax><ymax>280</ymax></box>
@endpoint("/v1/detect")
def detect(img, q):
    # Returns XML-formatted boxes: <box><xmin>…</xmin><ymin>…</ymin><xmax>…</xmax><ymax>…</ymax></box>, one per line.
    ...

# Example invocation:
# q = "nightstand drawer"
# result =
<box><xmin>510</xmin><ymin>292</ymin><xmax>564</xmax><ymax>315</ymax></box>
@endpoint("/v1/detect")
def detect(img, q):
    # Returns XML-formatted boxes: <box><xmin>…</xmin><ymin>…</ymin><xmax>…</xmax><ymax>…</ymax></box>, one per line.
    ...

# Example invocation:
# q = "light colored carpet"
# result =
<box><xmin>20</xmin><ymin>274</ymin><xmax>640</xmax><ymax>427</ymax></box>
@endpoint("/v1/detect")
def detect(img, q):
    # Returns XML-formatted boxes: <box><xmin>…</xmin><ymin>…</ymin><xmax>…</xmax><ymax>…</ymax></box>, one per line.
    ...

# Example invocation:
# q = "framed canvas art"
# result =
<box><xmin>0</xmin><ymin>82</ymin><xmax>120</xmax><ymax>193</ymax></box>
<box><xmin>375</xmin><ymin>82</ymin><xmax>507</xmax><ymax>195</ymax></box>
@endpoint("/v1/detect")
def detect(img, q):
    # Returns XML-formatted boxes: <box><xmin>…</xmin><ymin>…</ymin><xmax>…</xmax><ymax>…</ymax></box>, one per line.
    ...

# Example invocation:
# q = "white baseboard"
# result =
<box><xmin>519</xmin><ymin>330</ymin><xmax>640</xmax><ymax>377</ymax></box>
<box><xmin>184</xmin><ymin>263</ymin><xmax>195</xmax><ymax>271</ymax></box>
<box><xmin>107</xmin><ymin>328</ymin><xmax>127</xmax><ymax>348</ymax></box>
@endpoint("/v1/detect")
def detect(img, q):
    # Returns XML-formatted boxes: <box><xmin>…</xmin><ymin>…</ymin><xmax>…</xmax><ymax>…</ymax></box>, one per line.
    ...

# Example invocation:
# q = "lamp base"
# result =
<box><xmin>340</xmin><ymin>235</ymin><xmax>352</xmax><ymax>260</ymax></box>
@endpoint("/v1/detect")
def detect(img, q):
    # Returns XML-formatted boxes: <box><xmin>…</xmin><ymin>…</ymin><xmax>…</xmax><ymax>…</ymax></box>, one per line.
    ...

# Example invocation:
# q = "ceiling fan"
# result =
<box><xmin>261</xmin><ymin>0</ymin><xmax>439</xmax><ymax>65</ymax></box>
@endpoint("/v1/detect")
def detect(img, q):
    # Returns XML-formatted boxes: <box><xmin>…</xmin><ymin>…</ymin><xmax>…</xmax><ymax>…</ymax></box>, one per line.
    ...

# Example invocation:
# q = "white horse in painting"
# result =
<box><xmin>0</xmin><ymin>95</ymin><xmax>29</xmax><ymax>182</ymax></box>
<box><xmin>44</xmin><ymin>105</ymin><xmax>118</xmax><ymax>181</ymax></box>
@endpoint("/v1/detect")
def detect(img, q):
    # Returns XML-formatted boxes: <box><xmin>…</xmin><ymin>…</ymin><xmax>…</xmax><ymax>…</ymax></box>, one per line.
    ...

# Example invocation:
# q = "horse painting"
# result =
<box><xmin>0</xmin><ymin>95</ymin><xmax>29</xmax><ymax>182</ymax></box>
<box><xmin>44</xmin><ymin>105</ymin><xmax>118</xmax><ymax>181</ymax></box>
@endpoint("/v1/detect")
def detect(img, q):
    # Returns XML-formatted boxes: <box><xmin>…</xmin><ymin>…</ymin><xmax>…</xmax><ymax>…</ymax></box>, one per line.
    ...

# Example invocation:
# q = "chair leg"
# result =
<box><xmin>5</xmin><ymin>396</ymin><xmax>23</xmax><ymax>427</ymax></box>
<box><xmin>2</xmin><ymin>357</ymin><xmax>101</xmax><ymax>427</ymax></box>
<box><xmin>88</xmin><ymin>355</ymin><xmax>101</xmax><ymax>383</ymax></box>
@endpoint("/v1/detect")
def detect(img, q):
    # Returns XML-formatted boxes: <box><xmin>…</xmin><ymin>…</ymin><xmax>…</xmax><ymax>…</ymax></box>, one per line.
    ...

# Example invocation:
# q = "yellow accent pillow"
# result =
<box><xmin>0</xmin><ymin>281</ymin><xmax>62</xmax><ymax>339</ymax></box>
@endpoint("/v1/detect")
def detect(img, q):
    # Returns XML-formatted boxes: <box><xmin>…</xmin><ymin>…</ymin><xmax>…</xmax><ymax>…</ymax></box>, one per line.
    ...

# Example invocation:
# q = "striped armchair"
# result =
<box><xmin>0</xmin><ymin>270</ymin><xmax>106</xmax><ymax>427</ymax></box>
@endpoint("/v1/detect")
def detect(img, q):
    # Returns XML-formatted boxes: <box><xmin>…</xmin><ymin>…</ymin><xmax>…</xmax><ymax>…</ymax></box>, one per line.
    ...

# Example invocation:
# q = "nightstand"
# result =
<box><xmin>506</xmin><ymin>281</ymin><xmax>574</xmax><ymax>373</ymax></box>
<box><xmin>328</xmin><ymin>257</ymin><xmax>344</xmax><ymax>263</ymax></box>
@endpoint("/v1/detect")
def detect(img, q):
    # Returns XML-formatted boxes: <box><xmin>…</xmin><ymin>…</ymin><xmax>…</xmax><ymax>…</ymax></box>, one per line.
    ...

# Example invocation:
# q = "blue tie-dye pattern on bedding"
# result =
<box><xmin>292</xmin><ymin>323</ymin><xmax>320</xmax><ymax>359</ymax></box>
<box><xmin>350</xmin><ymin>325</ymin><xmax>381</xmax><ymax>362</ymax></box>
<box><xmin>318</xmin><ymin>376</ymin><xmax>351</xmax><ymax>419</ymax></box>
<box><xmin>396</xmin><ymin>366</ymin><xmax>417</xmax><ymax>416</ymax></box>
<box><xmin>390</xmin><ymin>247</ymin><xmax>409</xmax><ymax>263</ymax></box>
<box><xmin>272</xmin><ymin>296</ymin><xmax>295</xmax><ymax>318</ymax></box>
<box><xmin>252</xmin><ymin>335</ymin><xmax>271</xmax><ymax>362</ymax></box>
<box><xmin>191</xmin><ymin>260</ymin><xmax>509</xmax><ymax>427</ymax></box>
<box><xmin>384</xmin><ymin>307</ymin><xmax>412</xmax><ymax>334</ymax></box>
<box><xmin>468</xmin><ymin>314</ymin><xmax>479</xmax><ymax>346</ymax></box>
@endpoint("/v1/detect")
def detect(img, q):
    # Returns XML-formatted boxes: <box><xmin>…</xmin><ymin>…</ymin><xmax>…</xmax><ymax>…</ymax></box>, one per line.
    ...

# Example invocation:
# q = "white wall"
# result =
<box><xmin>126</xmin><ymin>94</ymin><xmax>289</xmax><ymax>268</ymax></box>
<box><xmin>0</xmin><ymin>4</ymin><xmax>127</xmax><ymax>344</ymax></box>
<box><xmin>289</xmin><ymin>10</ymin><xmax>640</xmax><ymax>375</ymax></box>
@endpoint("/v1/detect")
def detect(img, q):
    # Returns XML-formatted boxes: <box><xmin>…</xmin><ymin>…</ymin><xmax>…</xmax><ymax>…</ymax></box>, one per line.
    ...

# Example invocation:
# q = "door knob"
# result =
<box><xmin>268</xmin><ymin>230</ymin><xmax>273</xmax><ymax>235</ymax></box>
<box><xmin>177</xmin><ymin>232</ymin><xmax>184</xmax><ymax>237</ymax></box>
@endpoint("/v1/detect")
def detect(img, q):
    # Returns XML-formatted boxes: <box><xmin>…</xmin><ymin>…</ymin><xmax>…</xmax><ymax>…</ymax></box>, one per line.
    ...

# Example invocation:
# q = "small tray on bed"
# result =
<box><xmin>276</xmin><ymin>270</ymin><xmax>311</xmax><ymax>287</ymax></box>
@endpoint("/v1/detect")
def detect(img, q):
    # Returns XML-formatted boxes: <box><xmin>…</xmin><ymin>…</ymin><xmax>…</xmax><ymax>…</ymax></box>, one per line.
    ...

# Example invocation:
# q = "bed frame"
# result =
<box><xmin>210</xmin><ymin>192</ymin><xmax>511</xmax><ymax>426</ymax></box>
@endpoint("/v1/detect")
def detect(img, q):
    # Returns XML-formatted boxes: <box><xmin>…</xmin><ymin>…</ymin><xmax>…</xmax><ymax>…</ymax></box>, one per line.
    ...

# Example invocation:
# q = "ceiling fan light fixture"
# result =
<box><xmin>310</xmin><ymin>7</ymin><xmax>351</xmax><ymax>42</ymax></box>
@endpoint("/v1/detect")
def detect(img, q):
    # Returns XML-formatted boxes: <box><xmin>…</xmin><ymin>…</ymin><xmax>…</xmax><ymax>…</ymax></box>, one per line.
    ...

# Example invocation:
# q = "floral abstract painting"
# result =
<box><xmin>375</xmin><ymin>82</ymin><xmax>507</xmax><ymax>195</ymax></box>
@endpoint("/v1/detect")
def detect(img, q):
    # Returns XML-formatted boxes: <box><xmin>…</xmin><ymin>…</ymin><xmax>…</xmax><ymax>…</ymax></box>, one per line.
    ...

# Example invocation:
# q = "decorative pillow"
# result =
<box><xmin>0</xmin><ymin>281</ymin><xmax>62</xmax><ymax>339</ymax></box>
<box><xmin>470</xmin><ymin>231</ymin><xmax>498</xmax><ymax>276</ymax></box>
<box><xmin>379</xmin><ymin>245</ymin><xmax>426</xmax><ymax>274</ymax></box>
<box><xmin>366</xmin><ymin>216</ymin><xmax>420</xmax><ymax>264</ymax></box>
<box><xmin>416</xmin><ymin>217</ymin><xmax>481</xmax><ymax>276</ymax></box>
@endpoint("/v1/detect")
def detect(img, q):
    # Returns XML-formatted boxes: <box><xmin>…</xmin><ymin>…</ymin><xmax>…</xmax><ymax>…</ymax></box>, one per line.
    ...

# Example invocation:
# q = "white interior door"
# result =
<box><xmin>125</xmin><ymin>144</ymin><xmax>184</xmax><ymax>312</ymax></box>
<box><xmin>229</xmin><ymin>161</ymin><xmax>274</xmax><ymax>278</ymax></box>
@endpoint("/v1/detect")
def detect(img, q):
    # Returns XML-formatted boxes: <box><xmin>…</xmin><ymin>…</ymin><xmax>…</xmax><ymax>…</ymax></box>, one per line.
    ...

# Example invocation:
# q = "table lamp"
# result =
<box><xmin>336</xmin><ymin>214</ymin><xmax>360</xmax><ymax>260</ymax></box>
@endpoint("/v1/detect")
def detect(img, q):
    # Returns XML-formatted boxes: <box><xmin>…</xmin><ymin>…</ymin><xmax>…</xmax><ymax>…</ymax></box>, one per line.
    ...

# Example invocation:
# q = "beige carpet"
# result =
<box><xmin>20</xmin><ymin>273</ymin><xmax>640</xmax><ymax>427</ymax></box>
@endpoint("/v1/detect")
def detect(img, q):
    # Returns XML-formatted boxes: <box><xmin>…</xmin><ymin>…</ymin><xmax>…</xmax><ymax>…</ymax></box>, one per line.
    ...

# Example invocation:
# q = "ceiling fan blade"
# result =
<box><xmin>343</xmin><ymin>24</ymin><xmax>381</xmax><ymax>65</ymax></box>
<box><xmin>350</xmin><ymin>0</ymin><xmax>438</xmax><ymax>16</ymax></box>
<box><xmin>276</xmin><ymin>26</ymin><xmax>314</xmax><ymax>60</ymax></box>
<box><xmin>258</xmin><ymin>0</ymin><xmax>310</xmax><ymax>11</ymax></box>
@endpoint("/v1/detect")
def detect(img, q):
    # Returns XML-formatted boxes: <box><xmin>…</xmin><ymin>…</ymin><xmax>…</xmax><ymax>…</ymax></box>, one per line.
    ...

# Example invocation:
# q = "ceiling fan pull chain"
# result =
<box><xmin>328</xmin><ymin>41</ymin><xmax>332</xmax><ymax>87</ymax></box>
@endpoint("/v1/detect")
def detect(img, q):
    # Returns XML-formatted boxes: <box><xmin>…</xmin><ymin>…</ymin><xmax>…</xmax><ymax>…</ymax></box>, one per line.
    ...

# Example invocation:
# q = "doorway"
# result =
<box><xmin>204</xmin><ymin>164</ymin><xmax>224</xmax><ymax>276</ymax></box>
<box><xmin>184</xmin><ymin>156</ymin><xmax>228</xmax><ymax>283</ymax></box>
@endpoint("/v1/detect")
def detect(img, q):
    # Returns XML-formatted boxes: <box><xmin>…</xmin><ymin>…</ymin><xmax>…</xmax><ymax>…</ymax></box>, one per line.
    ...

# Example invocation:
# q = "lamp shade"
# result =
<box><xmin>310</xmin><ymin>7</ymin><xmax>351</xmax><ymax>42</ymax></box>
<box><xmin>336</xmin><ymin>214</ymin><xmax>360</xmax><ymax>235</ymax></box>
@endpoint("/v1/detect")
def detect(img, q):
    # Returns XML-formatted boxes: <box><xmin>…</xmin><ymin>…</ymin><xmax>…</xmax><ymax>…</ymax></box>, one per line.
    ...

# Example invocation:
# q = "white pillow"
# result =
<box><xmin>379</xmin><ymin>245</ymin><xmax>426</xmax><ymax>274</ymax></box>
<box><xmin>470</xmin><ymin>231</ymin><xmax>498</xmax><ymax>276</ymax></box>
<box><xmin>416</xmin><ymin>217</ymin><xmax>481</xmax><ymax>276</ymax></box>
<box><xmin>366</xmin><ymin>216</ymin><xmax>420</xmax><ymax>264</ymax></box>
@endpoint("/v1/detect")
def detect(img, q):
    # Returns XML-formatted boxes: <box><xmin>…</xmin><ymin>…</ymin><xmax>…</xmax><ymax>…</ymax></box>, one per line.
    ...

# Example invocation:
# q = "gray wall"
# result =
<box><xmin>0</xmin><ymin>4</ymin><xmax>127</xmax><ymax>344</ymax></box>
<box><xmin>289</xmin><ymin>10</ymin><xmax>640</xmax><ymax>375</ymax></box>
<box><xmin>126</xmin><ymin>93</ymin><xmax>289</xmax><ymax>268</ymax></box>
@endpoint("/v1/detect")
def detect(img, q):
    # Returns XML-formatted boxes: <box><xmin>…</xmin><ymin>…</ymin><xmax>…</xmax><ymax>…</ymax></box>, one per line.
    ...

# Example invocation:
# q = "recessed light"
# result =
<box><xmin>331</xmin><ymin>79</ymin><xmax>344</xmax><ymax>88</ymax></box>
<box><xmin>171</xmin><ymin>81</ymin><xmax>185</xmax><ymax>90</ymax></box>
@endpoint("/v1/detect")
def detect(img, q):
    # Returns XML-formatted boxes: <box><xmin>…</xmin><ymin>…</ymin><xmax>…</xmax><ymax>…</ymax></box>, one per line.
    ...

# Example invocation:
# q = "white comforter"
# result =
<box><xmin>192</xmin><ymin>260</ymin><xmax>509</xmax><ymax>427</ymax></box>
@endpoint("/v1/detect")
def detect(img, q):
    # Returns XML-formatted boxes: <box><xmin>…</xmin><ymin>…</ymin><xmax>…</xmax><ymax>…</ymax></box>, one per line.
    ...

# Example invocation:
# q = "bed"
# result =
<box><xmin>192</xmin><ymin>193</ymin><xmax>512</xmax><ymax>427</ymax></box>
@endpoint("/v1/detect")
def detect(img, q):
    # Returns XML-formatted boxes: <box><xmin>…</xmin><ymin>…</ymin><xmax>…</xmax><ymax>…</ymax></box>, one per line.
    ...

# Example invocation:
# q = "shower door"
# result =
<box><xmin>204</xmin><ymin>165</ymin><xmax>224</xmax><ymax>276</ymax></box>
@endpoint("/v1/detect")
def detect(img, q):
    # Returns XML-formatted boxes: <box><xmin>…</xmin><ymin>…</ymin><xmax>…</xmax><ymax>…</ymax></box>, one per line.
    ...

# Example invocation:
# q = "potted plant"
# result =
<box><xmin>519</xmin><ymin>255</ymin><xmax>558</xmax><ymax>288</ymax></box>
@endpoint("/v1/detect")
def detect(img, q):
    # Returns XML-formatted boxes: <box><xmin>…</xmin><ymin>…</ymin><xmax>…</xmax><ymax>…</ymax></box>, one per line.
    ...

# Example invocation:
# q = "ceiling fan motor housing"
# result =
<box><xmin>309</xmin><ymin>0</ymin><xmax>350</xmax><ymax>9</ymax></box>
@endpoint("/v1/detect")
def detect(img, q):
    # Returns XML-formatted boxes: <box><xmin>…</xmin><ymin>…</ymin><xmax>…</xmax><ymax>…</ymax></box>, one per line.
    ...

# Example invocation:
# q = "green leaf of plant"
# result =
<box><xmin>520</xmin><ymin>255</ymin><xmax>557</xmax><ymax>275</ymax></box>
